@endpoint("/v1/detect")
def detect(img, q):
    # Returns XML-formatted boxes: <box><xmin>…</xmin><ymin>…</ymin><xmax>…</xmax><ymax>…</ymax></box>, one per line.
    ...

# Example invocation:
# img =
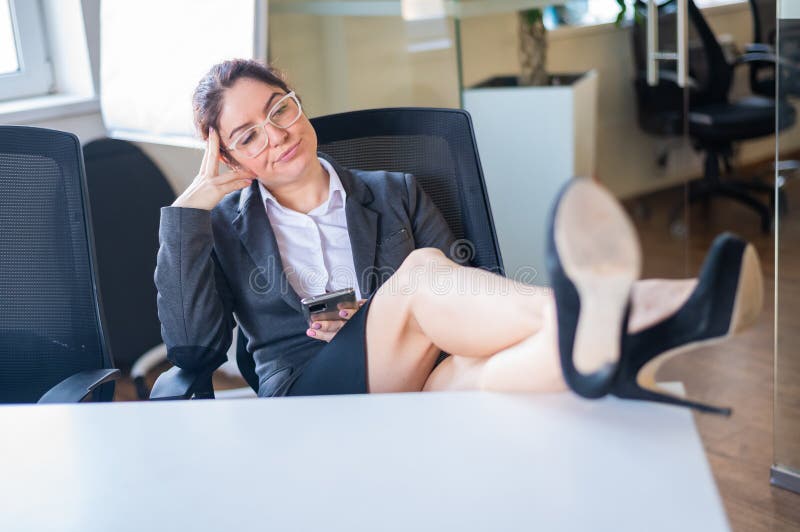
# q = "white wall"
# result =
<box><xmin>780</xmin><ymin>0</ymin><xmax>800</xmax><ymax>19</ymax></box>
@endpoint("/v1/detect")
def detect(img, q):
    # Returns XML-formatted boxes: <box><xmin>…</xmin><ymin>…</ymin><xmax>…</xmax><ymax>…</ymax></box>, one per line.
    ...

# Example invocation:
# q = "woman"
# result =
<box><xmin>155</xmin><ymin>59</ymin><xmax>762</xmax><ymax>414</ymax></box>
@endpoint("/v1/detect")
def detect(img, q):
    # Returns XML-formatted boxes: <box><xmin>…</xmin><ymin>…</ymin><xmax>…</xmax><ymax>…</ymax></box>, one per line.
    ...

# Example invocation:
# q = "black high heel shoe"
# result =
<box><xmin>611</xmin><ymin>233</ymin><xmax>763</xmax><ymax>416</ymax></box>
<box><xmin>546</xmin><ymin>178</ymin><xmax>641</xmax><ymax>398</ymax></box>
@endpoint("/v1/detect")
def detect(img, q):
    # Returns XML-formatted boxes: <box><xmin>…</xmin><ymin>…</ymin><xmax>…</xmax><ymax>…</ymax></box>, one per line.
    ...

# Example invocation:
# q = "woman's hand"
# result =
<box><xmin>306</xmin><ymin>300</ymin><xmax>367</xmax><ymax>342</ymax></box>
<box><xmin>172</xmin><ymin>128</ymin><xmax>256</xmax><ymax>210</ymax></box>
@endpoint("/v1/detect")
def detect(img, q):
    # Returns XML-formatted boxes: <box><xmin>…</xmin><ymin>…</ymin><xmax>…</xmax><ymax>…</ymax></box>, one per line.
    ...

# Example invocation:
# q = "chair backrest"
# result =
<box><xmin>313</xmin><ymin>108</ymin><xmax>503</xmax><ymax>272</ymax></box>
<box><xmin>747</xmin><ymin>0</ymin><xmax>778</xmax><ymax>96</ymax></box>
<box><xmin>0</xmin><ymin>126</ymin><xmax>114</xmax><ymax>403</ymax></box>
<box><xmin>777</xmin><ymin>17</ymin><xmax>800</xmax><ymax>98</ymax></box>
<box><xmin>631</xmin><ymin>0</ymin><xmax>733</xmax><ymax>134</ymax></box>
<box><xmin>749</xmin><ymin>0</ymin><xmax>776</xmax><ymax>46</ymax></box>
<box><xmin>83</xmin><ymin>138</ymin><xmax>175</xmax><ymax>367</ymax></box>
<box><xmin>236</xmin><ymin>107</ymin><xmax>504</xmax><ymax>392</ymax></box>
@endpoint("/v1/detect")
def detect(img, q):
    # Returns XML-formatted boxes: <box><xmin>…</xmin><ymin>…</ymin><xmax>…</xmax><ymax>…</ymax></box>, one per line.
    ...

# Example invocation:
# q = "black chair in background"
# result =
<box><xmin>151</xmin><ymin>108</ymin><xmax>505</xmax><ymax>399</ymax></box>
<box><xmin>632</xmin><ymin>0</ymin><xmax>796</xmax><ymax>233</ymax></box>
<box><xmin>0</xmin><ymin>126</ymin><xmax>119</xmax><ymax>403</ymax></box>
<box><xmin>746</xmin><ymin>0</ymin><xmax>800</xmax><ymax>200</ymax></box>
<box><xmin>746</xmin><ymin>0</ymin><xmax>777</xmax><ymax>98</ymax></box>
<box><xmin>83</xmin><ymin>138</ymin><xmax>176</xmax><ymax>398</ymax></box>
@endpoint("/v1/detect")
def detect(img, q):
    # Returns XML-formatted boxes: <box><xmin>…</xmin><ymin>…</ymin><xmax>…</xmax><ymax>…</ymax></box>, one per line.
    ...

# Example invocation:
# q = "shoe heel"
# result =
<box><xmin>613</xmin><ymin>375</ymin><xmax>732</xmax><ymax>416</ymax></box>
<box><xmin>614</xmin><ymin>335</ymin><xmax>735</xmax><ymax>416</ymax></box>
<box><xmin>611</xmin><ymin>234</ymin><xmax>763</xmax><ymax>416</ymax></box>
<box><xmin>729</xmin><ymin>243</ymin><xmax>763</xmax><ymax>335</ymax></box>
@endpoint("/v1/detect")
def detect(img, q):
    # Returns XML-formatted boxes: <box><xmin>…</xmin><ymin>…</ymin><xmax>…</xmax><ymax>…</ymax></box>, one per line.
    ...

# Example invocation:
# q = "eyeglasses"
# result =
<box><xmin>227</xmin><ymin>91</ymin><xmax>303</xmax><ymax>159</ymax></box>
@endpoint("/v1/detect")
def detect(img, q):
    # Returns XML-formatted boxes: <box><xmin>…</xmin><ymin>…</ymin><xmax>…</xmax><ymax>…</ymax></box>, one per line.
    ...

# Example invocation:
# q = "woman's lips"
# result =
<box><xmin>276</xmin><ymin>140</ymin><xmax>301</xmax><ymax>163</ymax></box>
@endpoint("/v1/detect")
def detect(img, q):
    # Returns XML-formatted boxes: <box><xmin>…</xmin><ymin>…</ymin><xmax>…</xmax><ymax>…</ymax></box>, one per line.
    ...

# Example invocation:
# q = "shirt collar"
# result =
<box><xmin>258</xmin><ymin>156</ymin><xmax>346</xmax><ymax>215</ymax></box>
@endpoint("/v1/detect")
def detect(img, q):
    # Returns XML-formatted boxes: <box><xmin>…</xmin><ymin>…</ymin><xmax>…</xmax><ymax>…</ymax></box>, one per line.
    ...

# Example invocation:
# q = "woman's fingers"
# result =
<box><xmin>206</xmin><ymin>128</ymin><xmax>221</xmax><ymax>177</ymax></box>
<box><xmin>306</xmin><ymin>308</ymin><xmax>363</xmax><ymax>341</ymax></box>
<box><xmin>199</xmin><ymin>137</ymin><xmax>210</xmax><ymax>177</ymax></box>
<box><xmin>209</xmin><ymin>170</ymin><xmax>253</xmax><ymax>186</ymax></box>
<box><xmin>310</xmin><ymin>320</ymin><xmax>345</xmax><ymax>333</ymax></box>
<box><xmin>222</xmin><ymin>179</ymin><xmax>253</xmax><ymax>194</ymax></box>
<box><xmin>309</xmin><ymin>331</ymin><xmax>333</xmax><ymax>342</ymax></box>
<box><xmin>173</xmin><ymin>137</ymin><xmax>253</xmax><ymax>210</ymax></box>
<box><xmin>306</xmin><ymin>319</ymin><xmax>344</xmax><ymax>342</ymax></box>
<box><xmin>337</xmin><ymin>301</ymin><xmax>366</xmax><ymax>319</ymax></box>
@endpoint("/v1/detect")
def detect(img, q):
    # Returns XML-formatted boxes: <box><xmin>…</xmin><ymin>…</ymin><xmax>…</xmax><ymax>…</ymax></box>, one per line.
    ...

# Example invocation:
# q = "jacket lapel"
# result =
<box><xmin>323</xmin><ymin>155</ymin><xmax>380</xmax><ymax>298</ymax></box>
<box><xmin>231</xmin><ymin>181</ymin><xmax>303</xmax><ymax>313</ymax></box>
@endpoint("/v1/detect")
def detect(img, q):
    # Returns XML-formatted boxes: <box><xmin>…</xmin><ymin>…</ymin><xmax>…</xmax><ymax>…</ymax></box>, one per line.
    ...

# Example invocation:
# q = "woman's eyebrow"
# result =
<box><xmin>228</xmin><ymin>91</ymin><xmax>281</xmax><ymax>140</ymax></box>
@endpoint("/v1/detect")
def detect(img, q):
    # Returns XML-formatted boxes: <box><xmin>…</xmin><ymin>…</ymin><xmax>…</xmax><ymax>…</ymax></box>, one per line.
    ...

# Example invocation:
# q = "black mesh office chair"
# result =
<box><xmin>151</xmin><ymin>108</ymin><xmax>504</xmax><ymax>399</ymax></box>
<box><xmin>83</xmin><ymin>139</ymin><xmax>176</xmax><ymax>398</ymax></box>
<box><xmin>745</xmin><ymin>0</ymin><xmax>800</xmax><ymax>206</ymax></box>
<box><xmin>632</xmin><ymin>0</ymin><xmax>796</xmax><ymax>233</ymax></box>
<box><xmin>746</xmin><ymin>1</ymin><xmax>800</xmax><ymax>95</ymax></box>
<box><xmin>0</xmin><ymin>126</ymin><xmax>119</xmax><ymax>403</ymax></box>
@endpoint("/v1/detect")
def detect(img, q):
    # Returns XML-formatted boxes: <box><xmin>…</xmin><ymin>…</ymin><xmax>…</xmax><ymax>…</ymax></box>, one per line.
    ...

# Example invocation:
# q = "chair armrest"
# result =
<box><xmin>130</xmin><ymin>342</ymin><xmax>169</xmax><ymax>400</ymax></box>
<box><xmin>656</xmin><ymin>71</ymin><xmax>699</xmax><ymax>90</ymax></box>
<box><xmin>149</xmin><ymin>363</ymin><xmax>221</xmax><ymax>400</ymax></box>
<box><xmin>131</xmin><ymin>343</ymin><xmax>168</xmax><ymax>378</ymax></box>
<box><xmin>734</xmin><ymin>52</ymin><xmax>800</xmax><ymax>72</ymax></box>
<box><xmin>745</xmin><ymin>43</ymin><xmax>774</xmax><ymax>55</ymax></box>
<box><xmin>637</xmin><ymin>69</ymin><xmax>700</xmax><ymax>90</ymax></box>
<box><xmin>38</xmin><ymin>368</ymin><xmax>121</xmax><ymax>404</ymax></box>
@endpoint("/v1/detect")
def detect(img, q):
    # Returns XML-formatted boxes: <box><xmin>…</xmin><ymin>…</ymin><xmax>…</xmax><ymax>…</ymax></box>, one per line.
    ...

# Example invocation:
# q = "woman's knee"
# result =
<box><xmin>399</xmin><ymin>247</ymin><xmax>447</xmax><ymax>272</ymax></box>
<box><xmin>377</xmin><ymin>247</ymin><xmax>449</xmax><ymax>302</ymax></box>
<box><xmin>398</xmin><ymin>248</ymin><xmax>450</xmax><ymax>287</ymax></box>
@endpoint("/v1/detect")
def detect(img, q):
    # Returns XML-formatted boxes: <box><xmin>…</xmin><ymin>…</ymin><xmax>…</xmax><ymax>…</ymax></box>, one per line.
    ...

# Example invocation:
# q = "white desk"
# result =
<box><xmin>0</xmin><ymin>391</ymin><xmax>729</xmax><ymax>532</ymax></box>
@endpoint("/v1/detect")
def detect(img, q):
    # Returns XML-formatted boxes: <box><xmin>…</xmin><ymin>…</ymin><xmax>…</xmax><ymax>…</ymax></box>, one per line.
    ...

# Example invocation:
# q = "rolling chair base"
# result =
<box><xmin>669</xmin><ymin>177</ymin><xmax>781</xmax><ymax>235</ymax></box>
<box><xmin>668</xmin><ymin>148</ymin><xmax>785</xmax><ymax>236</ymax></box>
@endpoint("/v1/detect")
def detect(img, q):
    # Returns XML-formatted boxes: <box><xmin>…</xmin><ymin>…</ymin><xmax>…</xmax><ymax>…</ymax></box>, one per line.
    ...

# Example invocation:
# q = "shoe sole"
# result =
<box><xmin>637</xmin><ymin>243</ymin><xmax>763</xmax><ymax>394</ymax></box>
<box><xmin>554</xmin><ymin>179</ymin><xmax>642</xmax><ymax>376</ymax></box>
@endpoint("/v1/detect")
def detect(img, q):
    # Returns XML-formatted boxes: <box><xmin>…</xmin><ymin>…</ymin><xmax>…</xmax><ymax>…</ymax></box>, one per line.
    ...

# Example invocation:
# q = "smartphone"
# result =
<box><xmin>301</xmin><ymin>287</ymin><xmax>358</xmax><ymax>324</ymax></box>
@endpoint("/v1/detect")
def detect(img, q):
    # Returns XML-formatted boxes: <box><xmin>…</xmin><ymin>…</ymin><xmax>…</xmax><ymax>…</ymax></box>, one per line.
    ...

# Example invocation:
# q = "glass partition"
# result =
<box><xmin>267</xmin><ymin>0</ymin><xmax>693</xmax><ymax>283</ymax></box>
<box><xmin>773</xmin><ymin>0</ymin><xmax>800</xmax><ymax>495</ymax></box>
<box><xmin>268</xmin><ymin>3</ymin><xmax>460</xmax><ymax>117</ymax></box>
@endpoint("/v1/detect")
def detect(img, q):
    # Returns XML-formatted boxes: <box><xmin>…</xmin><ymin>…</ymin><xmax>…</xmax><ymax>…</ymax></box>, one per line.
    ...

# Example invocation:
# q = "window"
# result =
<box><xmin>101</xmin><ymin>0</ymin><xmax>266</xmax><ymax>145</ymax></box>
<box><xmin>543</xmin><ymin>0</ymin><xmax>747</xmax><ymax>29</ymax></box>
<box><xmin>0</xmin><ymin>0</ymin><xmax>53</xmax><ymax>101</ymax></box>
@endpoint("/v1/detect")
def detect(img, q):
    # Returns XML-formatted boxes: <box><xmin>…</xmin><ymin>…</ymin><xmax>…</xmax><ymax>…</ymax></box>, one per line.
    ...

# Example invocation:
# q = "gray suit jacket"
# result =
<box><xmin>155</xmin><ymin>154</ymin><xmax>455</xmax><ymax>397</ymax></box>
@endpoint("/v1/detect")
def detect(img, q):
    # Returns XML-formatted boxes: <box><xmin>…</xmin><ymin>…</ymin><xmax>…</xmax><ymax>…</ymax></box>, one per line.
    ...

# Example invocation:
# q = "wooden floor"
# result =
<box><xmin>114</xmin><ymin>166</ymin><xmax>800</xmax><ymax>531</ymax></box>
<box><xmin>628</xmin><ymin>172</ymin><xmax>800</xmax><ymax>532</ymax></box>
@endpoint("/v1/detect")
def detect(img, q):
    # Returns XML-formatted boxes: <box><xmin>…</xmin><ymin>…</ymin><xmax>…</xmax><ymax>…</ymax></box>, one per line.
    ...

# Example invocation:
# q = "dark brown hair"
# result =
<box><xmin>192</xmin><ymin>58</ymin><xmax>293</xmax><ymax>161</ymax></box>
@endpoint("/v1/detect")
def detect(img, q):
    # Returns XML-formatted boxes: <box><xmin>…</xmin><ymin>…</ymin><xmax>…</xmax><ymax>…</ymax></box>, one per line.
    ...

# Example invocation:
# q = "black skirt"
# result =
<box><xmin>285</xmin><ymin>297</ymin><xmax>372</xmax><ymax>396</ymax></box>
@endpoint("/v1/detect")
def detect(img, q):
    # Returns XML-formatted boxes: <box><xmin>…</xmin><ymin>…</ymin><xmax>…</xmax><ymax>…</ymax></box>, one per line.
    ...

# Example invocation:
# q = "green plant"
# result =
<box><xmin>615</xmin><ymin>0</ymin><xmax>627</xmax><ymax>25</ymax></box>
<box><xmin>522</xmin><ymin>7</ymin><xmax>543</xmax><ymax>25</ymax></box>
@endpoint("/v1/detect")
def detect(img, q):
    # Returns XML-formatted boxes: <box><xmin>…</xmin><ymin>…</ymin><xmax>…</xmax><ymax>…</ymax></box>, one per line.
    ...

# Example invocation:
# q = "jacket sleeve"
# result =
<box><xmin>154</xmin><ymin>206</ymin><xmax>235</xmax><ymax>371</ymax></box>
<box><xmin>404</xmin><ymin>173</ymin><xmax>456</xmax><ymax>257</ymax></box>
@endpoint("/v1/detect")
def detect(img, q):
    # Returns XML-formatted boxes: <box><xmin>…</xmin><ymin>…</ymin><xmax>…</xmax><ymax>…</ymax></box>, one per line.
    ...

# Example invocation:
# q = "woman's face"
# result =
<box><xmin>217</xmin><ymin>77</ymin><xmax>318</xmax><ymax>186</ymax></box>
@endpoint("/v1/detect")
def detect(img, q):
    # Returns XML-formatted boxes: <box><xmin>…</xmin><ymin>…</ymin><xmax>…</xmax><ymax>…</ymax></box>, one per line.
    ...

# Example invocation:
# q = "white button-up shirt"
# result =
<box><xmin>259</xmin><ymin>158</ymin><xmax>361</xmax><ymax>301</ymax></box>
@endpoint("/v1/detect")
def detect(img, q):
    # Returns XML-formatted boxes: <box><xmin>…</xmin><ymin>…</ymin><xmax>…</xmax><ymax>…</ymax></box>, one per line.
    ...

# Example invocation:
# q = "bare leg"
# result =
<box><xmin>422</xmin><ymin>295</ymin><xmax>566</xmax><ymax>393</ymax></box>
<box><xmin>627</xmin><ymin>279</ymin><xmax>697</xmax><ymax>333</ymax></box>
<box><xmin>364</xmin><ymin>247</ymin><xmax>698</xmax><ymax>394</ymax></box>
<box><xmin>422</xmin><ymin>277</ymin><xmax>699</xmax><ymax>393</ymax></box>
<box><xmin>365</xmin><ymin>248</ymin><xmax>551</xmax><ymax>393</ymax></box>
